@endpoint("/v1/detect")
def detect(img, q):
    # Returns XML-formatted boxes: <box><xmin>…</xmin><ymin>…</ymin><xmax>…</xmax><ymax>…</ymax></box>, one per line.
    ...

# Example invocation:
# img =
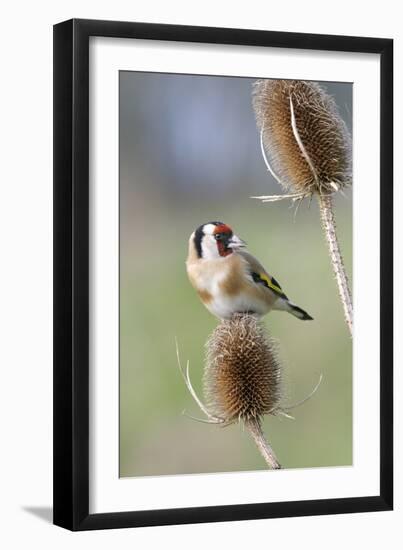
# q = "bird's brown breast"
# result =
<box><xmin>197</xmin><ymin>288</ymin><xmax>213</xmax><ymax>304</ymax></box>
<box><xmin>218</xmin><ymin>257</ymin><xmax>245</xmax><ymax>296</ymax></box>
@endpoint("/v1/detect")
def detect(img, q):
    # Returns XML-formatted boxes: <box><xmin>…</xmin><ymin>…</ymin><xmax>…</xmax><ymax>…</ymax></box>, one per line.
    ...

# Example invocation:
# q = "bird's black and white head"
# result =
<box><xmin>191</xmin><ymin>221</ymin><xmax>246</xmax><ymax>260</ymax></box>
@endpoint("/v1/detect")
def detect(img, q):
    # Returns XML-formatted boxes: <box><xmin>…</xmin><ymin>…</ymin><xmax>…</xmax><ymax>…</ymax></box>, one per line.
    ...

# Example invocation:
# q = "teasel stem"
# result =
<box><xmin>245</xmin><ymin>417</ymin><xmax>281</xmax><ymax>469</ymax></box>
<box><xmin>318</xmin><ymin>193</ymin><xmax>353</xmax><ymax>336</ymax></box>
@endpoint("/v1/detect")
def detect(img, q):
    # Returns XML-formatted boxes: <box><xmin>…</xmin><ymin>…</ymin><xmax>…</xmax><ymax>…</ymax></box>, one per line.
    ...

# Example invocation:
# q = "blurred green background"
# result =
<box><xmin>119</xmin><ymin>73</ymin><xmax>352</xmax><ymax>477</ymax></box>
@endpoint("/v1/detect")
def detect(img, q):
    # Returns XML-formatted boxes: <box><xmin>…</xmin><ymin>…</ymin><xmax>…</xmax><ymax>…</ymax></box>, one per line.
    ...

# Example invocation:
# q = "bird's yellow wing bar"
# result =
<box><xmin>252</xmin><ymin>272</ymin><xmax>288</xmax><ymax>299</ymax></box>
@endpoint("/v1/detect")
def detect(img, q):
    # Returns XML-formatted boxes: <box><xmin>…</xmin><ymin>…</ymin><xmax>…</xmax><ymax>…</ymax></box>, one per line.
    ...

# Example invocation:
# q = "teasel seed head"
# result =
<box><xmin>252</xmin><ymin>79</ymin><xmax>352</xmax><ymax>195</ymax></box>
<box><xmin>203</xmin><ymin>314</ymin><xmax>282</xmax><ymax>423</ymax></box>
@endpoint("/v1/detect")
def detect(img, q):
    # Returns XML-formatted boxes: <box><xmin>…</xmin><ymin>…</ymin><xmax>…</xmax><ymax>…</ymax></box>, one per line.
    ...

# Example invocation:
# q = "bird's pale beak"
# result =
<box><xmin>227</xmin><ymin>234</ymin><xmax>247</xmax><ymax>250</ymax></box>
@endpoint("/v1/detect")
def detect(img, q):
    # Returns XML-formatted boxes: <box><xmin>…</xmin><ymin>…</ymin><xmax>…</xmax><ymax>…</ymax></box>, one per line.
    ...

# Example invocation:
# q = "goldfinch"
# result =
<box><xmin>186</xmin><ymin>221</ymin><xmax>313</xmax><ymax>321</ymax></box>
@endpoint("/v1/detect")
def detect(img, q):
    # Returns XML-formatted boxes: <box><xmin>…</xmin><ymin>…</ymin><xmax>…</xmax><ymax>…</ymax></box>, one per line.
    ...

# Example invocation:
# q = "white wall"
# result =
<box><xmin>0</xmin><ymin>1</ymin><xmax>400</xmax><ymax>547</ymax></box>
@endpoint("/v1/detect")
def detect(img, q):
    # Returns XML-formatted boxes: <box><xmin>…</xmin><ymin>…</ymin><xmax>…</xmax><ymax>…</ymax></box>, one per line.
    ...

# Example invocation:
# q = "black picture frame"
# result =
<box><xmin>53</xmin><ymin>18</ymin><xmax>393</xmax><ymax>531</ymax></box>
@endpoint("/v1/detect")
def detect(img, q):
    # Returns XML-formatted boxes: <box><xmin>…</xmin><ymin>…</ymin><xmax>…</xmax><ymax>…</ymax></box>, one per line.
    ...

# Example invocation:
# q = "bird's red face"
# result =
<box><xmin>193</xmin><ymin>221</ymin><xmax>246</xmax><ymax>260</ymax></box>
<box><xmin>213</xmin><ymin>223</ymin><xmax>234</xmax><ymax>257</ymax></box>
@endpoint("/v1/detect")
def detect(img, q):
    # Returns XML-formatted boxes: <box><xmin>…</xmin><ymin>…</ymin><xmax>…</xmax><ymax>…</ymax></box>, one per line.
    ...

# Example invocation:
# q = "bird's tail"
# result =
<box><xmin>287</xmin><ymin>302</ymin><xmax>314</xmax><ymax>321</ymax></box>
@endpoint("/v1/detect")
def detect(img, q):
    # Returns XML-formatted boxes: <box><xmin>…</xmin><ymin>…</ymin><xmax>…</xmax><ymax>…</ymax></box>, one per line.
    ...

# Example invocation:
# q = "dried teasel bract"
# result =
<box><xmin>252</xmin><ymin>79</ymin><xmax>352</xmax><ymax>197</ymax></box>
<box><xmin>203</xmin><ymin>314</ymin><xmax>282</xmax><ymax>423</ymax></box>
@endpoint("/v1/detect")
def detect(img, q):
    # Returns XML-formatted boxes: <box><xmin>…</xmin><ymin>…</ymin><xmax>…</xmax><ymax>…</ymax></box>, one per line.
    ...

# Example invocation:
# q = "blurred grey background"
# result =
<box><xmin>119</xmin><ymin>72</ymin><xmax>352</xmax><ymax>477</ymax></box>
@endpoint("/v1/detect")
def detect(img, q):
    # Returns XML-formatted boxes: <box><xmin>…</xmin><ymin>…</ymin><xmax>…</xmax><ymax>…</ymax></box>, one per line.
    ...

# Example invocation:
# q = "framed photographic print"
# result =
<box><xmin>53</xmin><ymin>19</ymin><xmax>393</xmax><ymax>530</ymax></box>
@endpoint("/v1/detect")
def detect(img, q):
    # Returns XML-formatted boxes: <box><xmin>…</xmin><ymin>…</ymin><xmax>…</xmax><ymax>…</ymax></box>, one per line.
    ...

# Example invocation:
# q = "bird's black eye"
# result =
<box><xmin>215</xmin><ymin>233</ymin><xmax>223</xmax><ymax>241</ymax></box>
